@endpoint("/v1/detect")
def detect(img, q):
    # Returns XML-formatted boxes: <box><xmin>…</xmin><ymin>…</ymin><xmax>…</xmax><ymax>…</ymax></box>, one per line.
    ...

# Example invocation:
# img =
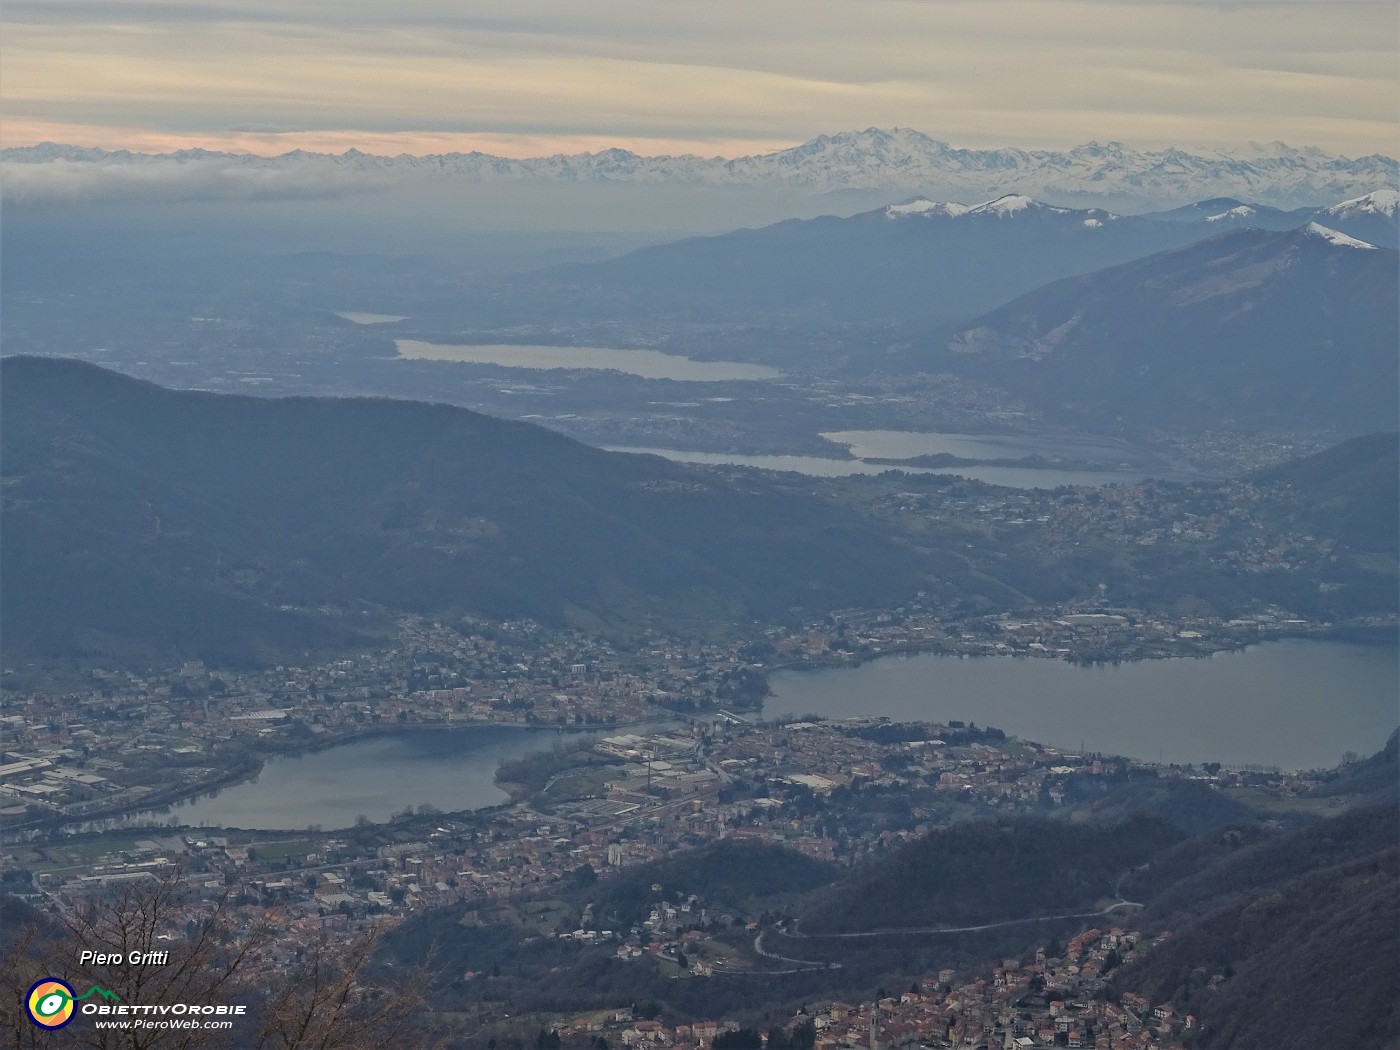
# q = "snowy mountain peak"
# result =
<box><xmin>967</xmin><ymin>194</ymin><xmax>1062</xmax><ymax>217</ymax></box>
<box><xmin>884</xmin><ymin>198</ymin><xmax>971</xmax><ymax>218</ymax></box>
<box><xmin>1207</xmin><ymin>205</ymin><xmax>1257</xmax><ymax>222</ymax></box>
<box><xmin>1322</xmin><ymin>189</ymin><xmax>1399</xmax><ymax>219</ymax></box>
<box><xmin>838</xmin><ymin>126</ymin><xmax>953</xmax><ymax>151</ymax></box>
<box><xmin>1070</xmin><ymin>140</ymin><xmax>1129</xmax><ymax>156</ymax></box>
<box><xmin>1302</xmin><ymin>222</ymin><xmax>1379</xmax><ymax>250</ymax></box>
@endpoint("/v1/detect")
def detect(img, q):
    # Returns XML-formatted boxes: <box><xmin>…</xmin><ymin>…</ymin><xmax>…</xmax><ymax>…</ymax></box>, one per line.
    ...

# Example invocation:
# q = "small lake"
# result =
<box><xmin>765</xmin><ymin>639</ymin><xmax>1399</xmax><ymax>770</ymax></box>
<box><xmin>604</xmin><ymin>445</ymin><xmax>1156</xmax><ymax>489</ymax></box>
<box><xmin>148</xmin><ymin>726</ymin><xmax>574</xmax><ymax>831</ymax></box>
<box><xmin>396</xmin><ymin>340</ymin><xmax>782</xmax><ymax>382</ymax></box>
<box><xmin>337</xmin><ymin>311</ymin><xmax>408</xmax><ymax>325</ymax></box>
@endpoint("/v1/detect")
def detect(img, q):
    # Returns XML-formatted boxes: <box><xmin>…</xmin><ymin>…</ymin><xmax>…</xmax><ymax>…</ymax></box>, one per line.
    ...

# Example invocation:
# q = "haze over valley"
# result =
<box><xmin>2</xmin><ymin>2</ymin><xmax>1397</xmax><ymax>1042</ymax></box>
<box><xmin>4</xmin><ymin>141</ymin><xmax>1396</xmax><ymax>477</ymax></box>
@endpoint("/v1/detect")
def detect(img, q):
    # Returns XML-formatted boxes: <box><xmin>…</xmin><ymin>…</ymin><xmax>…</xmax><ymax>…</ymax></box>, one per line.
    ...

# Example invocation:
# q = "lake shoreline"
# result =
<box><xmin>763</xmin><ymin>636</ymin><xmax>1398</xmax><ymax>771</ymax></box>
<box><xmin>61</xmin><ymin>715</ymin><xmax>679</xmax><ymax>833</ymax></box>
<box><xmin>394</xmin><ymin>339</ymin><xmax>782</xmax><ymax>382</ymax></box>
<box><xmin>763</xmin><ymin>621</ymin><xmax>1392</xmax><ymax>677</ymax></box>
<box><xmin>53</xmin><ymin>636</ymin><xmax>1395</xmax><ymax>834</ymax></box>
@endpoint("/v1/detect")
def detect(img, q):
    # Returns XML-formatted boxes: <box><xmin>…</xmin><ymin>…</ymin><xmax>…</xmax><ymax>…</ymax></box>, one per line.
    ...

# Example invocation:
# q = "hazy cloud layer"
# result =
<box><xmin>2</xmin><ymin>0</ymin><xmax>1395</xmax><ymax>157</ymax></box>
<box><xmin>5</xmin><ymin>132</ymin><xmax>1392</xmax><ymax>213</ymax></box>
<box><xmin>0</xmin><ymin>157</ymin><xmax>390</xmax><ymax>204</ymax></box>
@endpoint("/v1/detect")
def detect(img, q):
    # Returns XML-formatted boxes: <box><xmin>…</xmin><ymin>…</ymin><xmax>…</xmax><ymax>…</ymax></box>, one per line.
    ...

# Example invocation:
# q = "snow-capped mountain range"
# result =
<box><xmin>3</xmin><ymin>128</ymin><xmax>1394</xmax><ymax>209</ymax></box>
<box><xmin>1320</xmin><ymin>187</ymin><xmax>1400</xmax><ymax>219</ymax></box>
<box><xmin>883</xmin><ymin>193</ymin><xmax>1118</xmax><ymax>224</ymax></box>
<box><xmin>880</xmin><ymin>190</ymin><xmax>1397</xmax><ymax>245</ymax></box>
<box><xmin>471</xmin><ymin>192</ymin><xmax>1242</xmax><ymax>331</ymax></box>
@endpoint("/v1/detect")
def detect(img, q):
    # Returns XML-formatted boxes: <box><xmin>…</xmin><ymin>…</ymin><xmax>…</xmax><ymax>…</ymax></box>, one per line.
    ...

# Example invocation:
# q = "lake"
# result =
<box><xmin>149</xmin><ymin>726</ymin><xmax>573</xmax><ymax>831</ymax></box>
<box><xmin>764</xmin><ymin>639</ymin><xmax>1399</xmax><ymax>770</ymax></box>
<box><xmin>819</xmin><ymin>429</ymin><xmax>1163</xmax><ymax>467</ymax></box>
<box><xmin>152</xmin><ymin>641</ymin><xmax>1398</xmax><ymax>833</ymax></box>
<box><xmin>337</xmin><ymin>311</ymin><xmax>408</xmax><ymax>325</ymax></box>
<box><xmin>604</xmin><ymin>445</ymin><xmax>1157</xmax><ymax>489</ymax></box>
<box><xmin>396</xmin><ymin>340</ymin><xmax>782</xmax><ymax>382</ymax></box>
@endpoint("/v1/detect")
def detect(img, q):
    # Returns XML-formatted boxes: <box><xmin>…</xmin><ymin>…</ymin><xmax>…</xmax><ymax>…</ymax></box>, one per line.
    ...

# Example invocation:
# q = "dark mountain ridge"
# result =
<box><xmin>1251</xmin><ymin>433</ymin><xmax>1399</xmax><ymax>554</ymax></box>
<box><xmin>1137</xmin><ymin>190</ymin><xmax>1398</xmax><ymax>247</ymax></box>
<box><xmin>942</xmin><ymin>224</ymin><xmax>1399</xmax><ymax>429</ymax></box>
<box><xmin>5</xmin><ymin>358</ymin><xmax>1394</xmax><ymax>669</ymax></box>
<box><xmin>476</xmin><ymin>195</ymin><xmax>1216</xmax><ymax>338</ymax></box>
<box><xmin>1138</xmin><ymin>197</ymin><xmax>1308</xmax><ymax>228</ymax></box>
<box><xmin>1</xmin><ymin>356</ymin><xmax>927</xmax><ymax>665</ymax></box>
<box><xmin>1117</xmin><ymin>802</ymin><xmax>1399</xmax><ymax>1050</ymax></box>
<box><xmin>798</xmin><ymin>814</ymin><xmax>1182</xmax><ymax>935</ymax></box>
<box><xmin>374</xmin><ymin>752</ymin><xmax>1399</xmax><ymax>1044</ymax></box>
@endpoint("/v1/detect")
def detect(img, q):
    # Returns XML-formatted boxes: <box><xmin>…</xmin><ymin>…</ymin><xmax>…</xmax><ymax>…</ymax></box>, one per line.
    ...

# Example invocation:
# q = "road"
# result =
<box><xmin>782</xmin><ymin>899</ymin><xmax>1144</xmax><ymax>941</ymax></box>
<box><xmin>752</xmin><ymin>930</ymin><xmax>841</xmax><ymax>970</ymax></box>
<box><xmin>745</xmin><ymin>899</ymin><xmax>1145</xmax><ymax>971</ymax></box>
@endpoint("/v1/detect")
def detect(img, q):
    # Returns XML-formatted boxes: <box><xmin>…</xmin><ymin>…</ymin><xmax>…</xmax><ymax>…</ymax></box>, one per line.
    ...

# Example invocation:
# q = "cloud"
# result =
<box><xmin>0</xmin><ymin>157</ymin><xmax>391</xmax><ymax>204</ymax></box>
<box><xmin>1</xmin><ymin>1</ymin><xmax>1396</xmax><ymax>156</ymax></box>
<box><xmin>225</xmin><ymin>123</ymin><xmax>308</xmax><ymax>134</ymax></box>
<box><xmin>0</xmin><ymin>118</ymin><xmax>797</xmax><ymax>159</ymax></box>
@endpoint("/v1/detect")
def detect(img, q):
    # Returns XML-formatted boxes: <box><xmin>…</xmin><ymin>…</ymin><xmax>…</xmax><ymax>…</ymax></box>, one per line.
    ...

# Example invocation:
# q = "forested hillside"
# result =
<box><xmin>1117</xmin><ymin>804</ymin><xmax>1399</xmax><ymax>1049</ymax></box>
<box><xmin>1</xmin><ymin>357</ymin><xmax>926</xmax><ymax>664</ymax></box>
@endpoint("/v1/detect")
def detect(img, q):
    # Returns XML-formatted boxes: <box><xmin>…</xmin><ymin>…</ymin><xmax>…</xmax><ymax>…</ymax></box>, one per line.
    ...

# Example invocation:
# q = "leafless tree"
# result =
<box><xmin>251</xmin><ymin>926</ymin><xmax>436</xmax><ymax>1050</ymax></box>
<box><xmin>1</xmin><ymin>870</ymin><xmax>438</xmax><ymax>1050</ymax></box>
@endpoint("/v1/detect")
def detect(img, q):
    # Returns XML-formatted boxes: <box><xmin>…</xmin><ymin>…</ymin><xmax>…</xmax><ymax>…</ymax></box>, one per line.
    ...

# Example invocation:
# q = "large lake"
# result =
<box><xmin>151</xmin><ymin>726</ymin><xmax>572</xmax><ymax>831</ymax></box>
<box><xmin>765</xmin><ymin>639</ymin><xmax>1398</xmax><ymax>770</ymax></box>
<box><xmin>396</xmin><ymin>340</ymin><xmax>782</xmax><ymax>382</ymax></box>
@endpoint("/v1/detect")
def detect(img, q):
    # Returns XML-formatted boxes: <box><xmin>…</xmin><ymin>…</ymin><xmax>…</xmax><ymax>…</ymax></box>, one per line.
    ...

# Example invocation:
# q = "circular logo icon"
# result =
<box><xmin>26</xmin><ymin>978</ymin><xmax>76</xmax><ymax>1029</ymax></box>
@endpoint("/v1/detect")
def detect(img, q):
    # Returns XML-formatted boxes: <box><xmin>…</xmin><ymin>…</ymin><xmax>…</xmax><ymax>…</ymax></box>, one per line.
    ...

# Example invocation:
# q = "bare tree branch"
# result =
<box><xmin>1</xmin><ymin>871</ymin><xmax>437</xmax><ymax>1050</ymax></box>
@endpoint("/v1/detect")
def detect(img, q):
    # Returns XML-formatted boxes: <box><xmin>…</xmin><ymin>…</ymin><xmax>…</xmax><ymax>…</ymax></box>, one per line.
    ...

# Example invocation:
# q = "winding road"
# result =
<box><xmin>744</xmin><ymin>899</ymin><xmax>1144</xmax><ymax>972</ymax></box>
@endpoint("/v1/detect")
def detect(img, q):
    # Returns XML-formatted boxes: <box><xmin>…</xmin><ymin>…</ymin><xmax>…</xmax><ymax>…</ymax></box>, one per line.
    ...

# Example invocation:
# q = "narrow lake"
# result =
<box><xmin>337</xmin><ymin>311</ymin><xmax>408</xmax><ymax>325</ymax></box>
<box><xmin>765</xmin><ymin>639</ymin><xmax>1398</xmax><ymax>770</ymax></box>
<box><xmin>396</xmin><ymin>340</ymin><xmax>782</xmax><ymax>382</ymax></box>
<box><xmin>605</xmin><ymin>445</ymin><xmax>1156</xmax><ymax>489</ymax></box>
<box><xmin>819</xmin><ymin>429</ymin><xmax>1162</xmax><ymax>467</ymax></box>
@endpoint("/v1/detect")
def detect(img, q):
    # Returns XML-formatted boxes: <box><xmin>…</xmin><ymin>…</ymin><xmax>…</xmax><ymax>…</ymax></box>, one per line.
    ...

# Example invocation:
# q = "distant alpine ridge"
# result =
<box><xmin>463</xmin><ymin>189</ymin><xmax>1398</xmax><ymax>336</ymax></box>
<box><xmin>4</xmin><ymin>128</ymin><xmax>1395</xmax><ymax>208</ymax></box>
<box><xmin>945</xmin><ymin>221</ymin><xmax>1400</xmax><ymax>429</ymax></box>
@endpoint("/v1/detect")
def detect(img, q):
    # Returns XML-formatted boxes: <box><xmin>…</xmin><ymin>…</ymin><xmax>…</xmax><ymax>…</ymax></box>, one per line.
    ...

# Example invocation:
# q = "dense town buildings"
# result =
<box><xmin>0</xmin><ymin>584</ymin><xmax>1372</xmax><ymax>1046</ymax></box>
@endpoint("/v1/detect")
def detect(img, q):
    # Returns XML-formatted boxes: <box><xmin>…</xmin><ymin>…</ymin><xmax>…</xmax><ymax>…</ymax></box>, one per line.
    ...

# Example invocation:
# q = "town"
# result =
<box><xmin>1</xmin><ymin>453</ymin><xmax>1386</xmax><ymax>1048</ymax></box>
<box><xmin>551</xmin><ymin>927</ymin><xmax>1197</xmax><ymax>1050</ymax></box>
<box><xmin>3</xmin><ymin>605</ymin><xmax>1356</xmax><ymax>1047</ymax></box>
<box><xmin>2</xmin><ymin>705</ymin><xmax>1244</xmax><ymax>1047</ymax></box>
<box><xmin>0</xmin><ymin>592</ymin><xmax>1357</xmax><ymax>832</ymax></box>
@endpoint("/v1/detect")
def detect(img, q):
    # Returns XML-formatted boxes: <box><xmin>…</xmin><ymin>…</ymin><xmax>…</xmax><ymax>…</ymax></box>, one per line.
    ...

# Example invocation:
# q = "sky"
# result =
<box><xmin>1</xmin><ymin>0</ymin><xmax>1396</xmax><ymax>159</ymax></box>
